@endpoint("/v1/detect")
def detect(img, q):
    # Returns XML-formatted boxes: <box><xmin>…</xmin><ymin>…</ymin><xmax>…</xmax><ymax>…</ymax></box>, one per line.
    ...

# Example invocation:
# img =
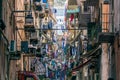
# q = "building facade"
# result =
<box><xmin>0</xmin><ymin>0</ymin><xmax>16</xmax><ymax>80</ymax></box>
<box><xmin>114</xmin><ymin>0</ymin><xmax>120</xmax><ymax>80</ymax></box>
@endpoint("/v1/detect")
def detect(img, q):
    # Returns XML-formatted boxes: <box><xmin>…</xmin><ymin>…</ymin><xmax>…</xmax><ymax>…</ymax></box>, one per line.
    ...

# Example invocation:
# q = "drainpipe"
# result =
<box><xmin>39</xmin><ymin>15</ymin><xmax>42</xmax><ymax>60</ymax></box>
<box><xmin>0</xmin><ymin>29</ymin><xmax>9</xmax><ymax>46</ymax></box>
<box><xmin>0</xmin><ymin>29</ymin><xmax>9</xmax><ymax>80</ymax></box>
<box><xmin>7</xmin><ymin>54</ymin><xmax>10</xmax><ymax>80</ymax></box>
<box><xmin>108</xmin><ymin>44</ymin><xmax>112</xmax><ymax>78</ymax></box>
<box><xmin>0</xmin><ymin>30</ymin><xmax>9</xmax><ymax>78</ymax></box>
<box><xmin>101</xmin><ymin>43</ymin><xmax>109</xmax><ymax>80</ymax></box>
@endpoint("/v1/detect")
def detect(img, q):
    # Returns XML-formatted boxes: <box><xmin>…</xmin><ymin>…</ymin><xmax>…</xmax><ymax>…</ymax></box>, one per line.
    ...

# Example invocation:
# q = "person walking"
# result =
<box><xmin>32</xmin><ymin>57</ymin><xmax>46</xmax><ymax>80</ymax></box>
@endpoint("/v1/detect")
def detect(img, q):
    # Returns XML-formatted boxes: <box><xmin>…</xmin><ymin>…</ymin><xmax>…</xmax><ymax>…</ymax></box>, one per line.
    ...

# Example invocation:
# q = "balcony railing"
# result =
<box><xmin>24</xmin><ymin>14</ymin><xmax>35</xmax><ymax>32</ymax></box>
<box><xmin>98</xmin><ymin>32</ymin><xmax>114</xmax><ymax>43</ymax></box>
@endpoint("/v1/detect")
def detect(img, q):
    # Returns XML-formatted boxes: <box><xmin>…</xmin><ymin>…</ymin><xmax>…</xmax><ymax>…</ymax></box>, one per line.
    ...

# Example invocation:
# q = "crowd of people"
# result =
<box><xmin>31</xmin><ymin>57</ymin><xmax>77</xmax><ymax>80</ymax></box>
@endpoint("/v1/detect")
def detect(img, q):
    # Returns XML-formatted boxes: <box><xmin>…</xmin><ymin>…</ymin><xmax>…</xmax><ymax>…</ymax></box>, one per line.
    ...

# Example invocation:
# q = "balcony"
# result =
<box><xmin>24</xmin><ymin>14</ymin><xmax>35</xmax><ymax>32</ymax></box>
<box><xmin>98</xmin><ymin>32</ymin><xmax>115</xmax><ymax>43</ymax></box>
<box><xmin>30</xmin><ymin>32</ymin><xmax>38</xmax><ymax>45</ymax></box>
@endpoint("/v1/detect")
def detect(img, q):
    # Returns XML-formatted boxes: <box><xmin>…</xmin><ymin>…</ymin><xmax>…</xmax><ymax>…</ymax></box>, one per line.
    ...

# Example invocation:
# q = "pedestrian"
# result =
<box><xmin>71</xmin><ymin>71</ymin><xmax>76</xmax><ymax>80</ymax></box>
<box><xmin>60</xmin><ymin>64</ymin><xmax>66</xmax><ymax>80</ymax></box>
<box><xmin>32</xmin><ymin>57</ymin><xmax>46</xmax><ymax>80</ymax></box>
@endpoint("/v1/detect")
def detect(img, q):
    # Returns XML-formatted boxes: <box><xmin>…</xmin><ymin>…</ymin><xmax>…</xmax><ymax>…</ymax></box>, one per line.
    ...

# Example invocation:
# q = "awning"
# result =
<box><xmin>72</xmin><ymin>59</ymin><xmax>91</xmax><ymax>72</ymax></box>
<box><xmin>81</xmin><ymin>45</ymin><xmax>101</xmax><ymax>58</ymax></box>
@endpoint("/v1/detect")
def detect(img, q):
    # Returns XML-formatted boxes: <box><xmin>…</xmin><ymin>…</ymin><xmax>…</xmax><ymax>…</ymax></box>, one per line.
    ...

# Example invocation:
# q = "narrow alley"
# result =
<box><xmin>0</xmin><ymin>0</ymin><xmax>120</xmax><ymax>80</ymax></box>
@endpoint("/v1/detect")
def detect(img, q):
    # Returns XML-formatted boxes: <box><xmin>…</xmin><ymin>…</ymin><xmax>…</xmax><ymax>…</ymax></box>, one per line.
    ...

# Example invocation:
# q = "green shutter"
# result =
<box><xmin>87</xmin><ymin>22</ymin><xmax>96</xmax><ymax>40</ymax></box>
<box><xmin>21</xmin><ymin>41</ymin><xmax>28</xmax><ymax>53</ymax></box>
<box><xmin>87</xmin><ymin>22</ymin><xmax>101</xmax><ymax>41</ymax></box>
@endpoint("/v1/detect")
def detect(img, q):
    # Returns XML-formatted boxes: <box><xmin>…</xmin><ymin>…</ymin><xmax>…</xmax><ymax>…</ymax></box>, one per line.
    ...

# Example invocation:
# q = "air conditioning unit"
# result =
<box><xmin>103</xmin><ymin>0</ymin><xmax>110</xmax><ymax>4</ymax></box>
<box><xmin>9</xmin><ymin>40</ymin><xmax>16</xmax><ymax>52</ymax></box>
